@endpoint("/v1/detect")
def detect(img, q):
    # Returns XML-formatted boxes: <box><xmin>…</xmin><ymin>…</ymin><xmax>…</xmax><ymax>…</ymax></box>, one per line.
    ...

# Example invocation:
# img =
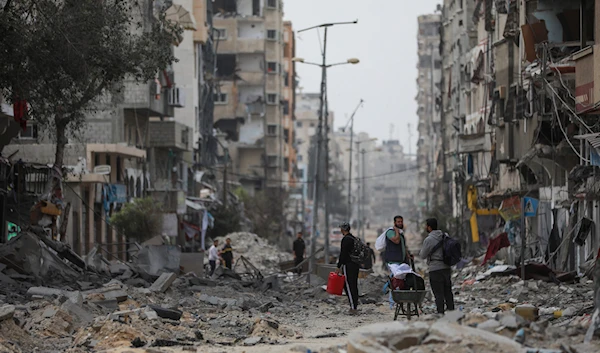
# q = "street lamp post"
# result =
<box><xmin>294</xmin><ymin>20</ymin><xmax>358</xmax><ymax>272</ymax></box>
<box><xmin>341</xmin><ymin>99</ymin><xmax>364</xmax><ymax>221</ymax></box>
<box><xmin>352</xmin><ymin>139</ymin><xmax>377</xmax><ymax>240</ymax></box>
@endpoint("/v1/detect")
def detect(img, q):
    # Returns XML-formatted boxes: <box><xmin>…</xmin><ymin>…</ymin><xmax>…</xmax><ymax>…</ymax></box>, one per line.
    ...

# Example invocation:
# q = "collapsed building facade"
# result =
<box><xmin>421</xmin><ymin>0</ymin><xmax>600</xmax><ymax>271</ymax></box>
<box><xmin>211</xmin><ymin>0</ymin><xmax>297</xmax><ymax>193</ymax></box>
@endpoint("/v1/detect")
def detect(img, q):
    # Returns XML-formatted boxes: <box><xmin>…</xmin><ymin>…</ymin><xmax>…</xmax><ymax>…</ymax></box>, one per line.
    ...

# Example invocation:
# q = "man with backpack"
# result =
<box><xmin>335</xmin><ymin>222</ymin><xmax>361</xmax><ymax>315</ymax></box>
<box><xmin>419</xmin><ymin>218</ymin><xmax>456</xmax><ymax>314</ymax></box>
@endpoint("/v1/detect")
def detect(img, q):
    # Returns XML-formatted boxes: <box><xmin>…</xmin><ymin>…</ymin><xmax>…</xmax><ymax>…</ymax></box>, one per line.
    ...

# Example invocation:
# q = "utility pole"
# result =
<box><xmin>222</xmin><ymin>149</ymin><xmax>228</xmax><ymax>207</ymax></box>
<box><xmin>297</xmin><ymin>20</ymin><xmax>359</xmax><ymax>278</ymax></box>
<box><xmin>343</xmin><ymin>99</ymin><xmax>364</xmax><ymax>221</ymax></box>
<box><xmin>360</xmin><ymin>149</ymin><xmax>366</xmax><ymax>240</ymax></box>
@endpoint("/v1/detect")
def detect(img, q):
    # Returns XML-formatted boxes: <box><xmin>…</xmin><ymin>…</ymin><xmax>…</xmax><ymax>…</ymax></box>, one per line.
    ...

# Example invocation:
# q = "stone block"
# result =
<box><xmin>102</xmin><ymin>290</ymin><xmax>128</xmax><ymax>303</ymax></box>
<box><xmin>61</xmin><ymin>300</ymin><xmax>94</xmax><ymax>326</ymax></box>
<box><xmin>27</xmin><ymin>287</ymin><xmax>83</xmax><ymax>306</ymax></box>
<box><xmin>0</xmin><ymin>305</ymin><xmax>15</xmax><ymax>321</ymax></box>
<box><xmin>150</xmin><ymin>272</ymin><xmax>178</xmax><ymax>293</ymax></box>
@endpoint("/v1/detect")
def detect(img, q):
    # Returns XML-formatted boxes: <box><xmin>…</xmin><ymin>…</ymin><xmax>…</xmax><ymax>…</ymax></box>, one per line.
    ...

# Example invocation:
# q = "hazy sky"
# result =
<box><xmin>284</xmin><ymin>0</ymin><xmax>440</xmax><ymax>155</ymax></box>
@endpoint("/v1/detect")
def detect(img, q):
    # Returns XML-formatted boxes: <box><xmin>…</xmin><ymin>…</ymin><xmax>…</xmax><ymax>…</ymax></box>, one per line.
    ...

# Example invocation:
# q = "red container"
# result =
<box><xmin>327</xmin><ymin>272</ymin><xmax>346</xmax><ymax>295</ymax></box>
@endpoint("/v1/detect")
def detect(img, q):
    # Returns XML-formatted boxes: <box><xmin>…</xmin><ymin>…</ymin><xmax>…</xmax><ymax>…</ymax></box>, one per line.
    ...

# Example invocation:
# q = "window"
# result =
<box><xmin>214</xmin><ymin>93</ymin><xmax>228</xmax><ymax>104</ymax></box>
<box><xmin>267</xmin><ymin>93</ymin><xmax>278</xmax><ymax>105</ymax></box>
<box><xmin>296</xmin><ymin>121</ymin><xmax>302</xmax><ymax>128</ymax></box>
<box><xmin>19</xmin><ymin>124</ymin><xmax>38</xmax><ymax>139</ymax></box>
<box><xmin>266</xmin><ymin>0</ymin><xmax>277</xmax><ymax>9</ymax></box>
<box><xmin>215</xmin><ymin>28</ymin><xmax>227</xmax><ymax>40</ymax></box>
<box><xmin>267</xmin><ymin>29</ymin><xmax>277</xmax><ymax>40</ymax></box>
<box><xmin>283</xmin><ymin>100</ymin><xmax>289</xmax><ymax>115</ymax></box>
<box><xmin>309</xmin><ymin>122</ymin><xmax>315</xmax><ymax>127</ymax></box>
<box><xmin>297</xmin><ymin>155</ymin><xmax>303</xmax><ymax>162</ymax></box>
<box><xmin>267</xmin><ymin>125</ymin><xmax>277</xmax><ymax>135</ymax></box>
<box><xmin>267</xmin><ymin>62</ymin><xmax>278</xmax><ymax>73</ymax></box>
<box><xmin>267</xmin><ymin>155</ymin><xmax>278</xmax><ymax>166</ymax></box>
<box><xmin>284</xmin><ymin>71</ymin><xmax>289</xmax><ymax>86</ymax></box>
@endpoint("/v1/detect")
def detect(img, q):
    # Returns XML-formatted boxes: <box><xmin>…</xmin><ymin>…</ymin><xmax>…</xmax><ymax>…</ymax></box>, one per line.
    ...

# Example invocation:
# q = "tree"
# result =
<box><xmin>110</xmin><ymin>197</ymin><xmax>163</xmax><ymax>242</ymax></box>
<box><xmin>0</xmin><ymin>0</ymin><xmax>181</xmax><ymax>169</ymax></box>
<box><xmin>238</xmin><ymin>189</ymin><xmax>289</xmax><ymax>243</ymax></box>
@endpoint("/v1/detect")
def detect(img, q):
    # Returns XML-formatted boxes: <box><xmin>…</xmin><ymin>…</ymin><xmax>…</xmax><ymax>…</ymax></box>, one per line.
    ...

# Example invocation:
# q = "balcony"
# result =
<box><xmin>148</xmin><ymin>120</ymin><xmax>193</xmax><ymax>151</ymax></box>
<box><xmin>123</xmin><ymin>80</ymin><xmax>174</xmax><ymax>118</ymax></box>
<box><xmin>237</xmin><ymin>38</ymin><xmax>265</xmax><ymax>53</ymax></box>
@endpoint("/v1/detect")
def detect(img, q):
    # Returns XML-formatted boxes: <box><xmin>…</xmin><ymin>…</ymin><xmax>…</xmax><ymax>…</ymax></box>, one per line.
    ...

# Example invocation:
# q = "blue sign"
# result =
<box><xmin>105</xmin><ymin>184</ymin><xmax>127</xmax><ymax>204</ymax></box>
<box><xmin>523</xmin><ymin>197</ymin><xmax>539</xmax><ymax>217</ymax></box>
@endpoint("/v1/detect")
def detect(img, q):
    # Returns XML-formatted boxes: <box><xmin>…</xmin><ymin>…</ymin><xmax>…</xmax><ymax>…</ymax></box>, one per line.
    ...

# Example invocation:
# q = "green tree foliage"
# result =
<box><xmin>110</xmin><ymin>197</ymin><xmax>163</xmax><ymax>242</ymax></box>
<box><xmin>0</xmin><ymin>0</ymin><xmax>181</xmax><ymax>168</ymax></box>
<box><xmin>207</xmin><ymin>203</ymin><xmax>241</xmax><ymax>241</ymax></box>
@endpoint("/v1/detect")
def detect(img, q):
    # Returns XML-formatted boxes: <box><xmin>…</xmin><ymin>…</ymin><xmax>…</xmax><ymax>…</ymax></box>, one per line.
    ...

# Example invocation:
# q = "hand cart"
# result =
<box><xmin>387</xmin><ymin>259</ymin><xmax>427</xmax><ymax>321</ymax></box>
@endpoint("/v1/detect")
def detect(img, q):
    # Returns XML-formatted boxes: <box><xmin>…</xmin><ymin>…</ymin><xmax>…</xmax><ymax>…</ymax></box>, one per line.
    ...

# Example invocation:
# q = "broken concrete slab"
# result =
<box><xmin>429</xmin><ymin>321</ymin><xmax>523</xmax><ymax>352</ymax></box>
<box><xmin>438</xmin><ymin>310</ymin><xmax>465</xmax><ymax>323</ymax></box>
<box><xmin>61</xmin><ymin>300</ymin><xmax>94</xmax><ymax>326</ymax></box>
<box><xmin>135</xmin><ymin>245</ymin><xmax>181</xmax><ymax>278</ymax></box>
<box><xmin>92</xmin><ymin>299</ymin><xmax>119</xmax><ymax>311</ymax></box>
<box><xmin>188</xmin><ymin>277</ymin><xmax>217</xmax><ymax>287</ymax></box>
<box><xmin>27</xmin><ymin>287</ymin><xmax>83</xmax><ymax>306</ymax></box>
<box><xmin>243</xmin><ymin>336</ymin><xmax>262</xmax><ymax>346</ymax></box>
<box><xmin>347</xmin><ymin>321</ymin><xmax>430</xmax><ymax>353</ymax></box>
<box><xmin>42</xmin><ymin>306</ymin><xmax>58</xmax><ymax>318</ymax></box>
<box><xmin>477</xmin><ymin>319</ymin><xmax>502</xmax><ymax>332</ymax></box>
<box><xmin>150</xmin><ymin>272</ymin><xmax>177</xmax><ymax>293</ymax></box>
<box><xmin>198</xmin><ymin>294</ymin><xmax>237</xmax><ymax>307</ymax></box>
<box><xmin>0</xmin><ymin>304</ymin><xmax>15</xmax><ymax>321</ymax></box>
<box><xmin>147</xmin><ymin>304</ymin><xmax>182</xmax><ymax>321</ymax></box>
<box><xmin>109</xmin><ymin>309</ymin><xmax>143</xmax><ymax>321</ymax></box>
<box><xmin>101</xmin><ymin>290</ymin><xmax>128</xmax><ymax>303</ymax></box>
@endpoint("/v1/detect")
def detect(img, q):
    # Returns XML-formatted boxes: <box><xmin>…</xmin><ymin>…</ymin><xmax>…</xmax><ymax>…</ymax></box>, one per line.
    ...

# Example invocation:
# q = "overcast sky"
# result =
<box><xmin>284</xmin><ymin>0</ymin><xmax>440</xmax><ymax>156</ymax></box>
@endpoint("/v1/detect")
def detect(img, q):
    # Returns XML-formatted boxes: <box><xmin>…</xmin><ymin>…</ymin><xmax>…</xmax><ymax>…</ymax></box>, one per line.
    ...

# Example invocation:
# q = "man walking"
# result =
<box><xmin>362</xmin><ymin>242</ymin><xmax>376</xmax><ymax>270</ymax></box>
<box><xmin>419</xmin><ymin>218</ymin><xmax>455</xmax><ymax>314</ymax></box>
<box><xmin>221</xmin><ymin>238</ymin><xmax>234</xmax><ymax>270</ymax></box>
<box><xmin>208</xmin><ymin>239</ymin><xmax>219</xmax><ymax>276</ymax></box>
<box><xmin>335</xmin><ymin>222</ymin><xmax>359</xmax><ymax>315</ymax></box>
<box><xmin>292</xmin><ymin>232</ymin><xmax>306</xmax><ymax>274</ymax></box>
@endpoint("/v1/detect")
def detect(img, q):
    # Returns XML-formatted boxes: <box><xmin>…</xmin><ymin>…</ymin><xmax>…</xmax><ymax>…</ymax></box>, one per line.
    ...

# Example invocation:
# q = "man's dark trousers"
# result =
<box><xmin>294</xmin><ymin>256</ymin><xmax>304</xmax><ymax>274</ymax></box>
<box><xmin>343</xmin><ymin>262</ymin><xmax>360</xmax><ymax>310</ymax></box>
<box><xmin>209</xmin><ymin>260</ymin><xmax>216</xmax><ymax>276</ymax></box>
<box><xmin>429</xmin><ymin>268</ymin><xmax>454</xmax><ymax>314</ymax></box>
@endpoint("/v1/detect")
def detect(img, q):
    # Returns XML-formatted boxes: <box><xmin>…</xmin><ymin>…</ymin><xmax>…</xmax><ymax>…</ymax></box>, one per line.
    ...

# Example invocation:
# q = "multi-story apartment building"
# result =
<box><xmin>283</xmin><ymin>21</ymin><xmax>297</xmax><ymax>188</ymax></box>
<box><xmin>416</xmin><ymin>14</ymin><xmax>442</xmax><ymax>220</ymax></box>
<box><xmin>211</xmin><ymin>0</ymin><xmax>291</xmax><ymax>192</ymax></box>
<box><xmin>1</xmin><ymin>0</ymin><xmax>206</xmax><ymax>256</ymax></box>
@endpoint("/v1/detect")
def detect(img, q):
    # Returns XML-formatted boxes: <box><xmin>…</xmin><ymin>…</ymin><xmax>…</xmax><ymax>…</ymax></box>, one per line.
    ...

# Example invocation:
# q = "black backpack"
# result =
<box><xmin>430</xmin><ymin>233</ymin><xmax>462</xmax><ymax>266</ymax></box>
<box><xmin>349</xmin><ymin>235</ymin><xmax>370</xmax><ymax>264</ymax></box>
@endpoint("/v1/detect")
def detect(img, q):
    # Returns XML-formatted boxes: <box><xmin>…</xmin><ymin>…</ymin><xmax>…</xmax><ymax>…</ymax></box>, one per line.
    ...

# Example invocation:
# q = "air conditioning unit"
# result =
<box><xmin>168</xmin><ymin>87</ymin><xmax>185</xmax><ymax>108</ymax></box>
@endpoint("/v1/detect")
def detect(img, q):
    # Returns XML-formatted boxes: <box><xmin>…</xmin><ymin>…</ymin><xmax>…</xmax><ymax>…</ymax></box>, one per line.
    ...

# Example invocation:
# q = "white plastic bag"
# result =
<box><xmin>375</xmin><ymin>229</ymin><xmax>388</xmax><ymax>251</ymax></box>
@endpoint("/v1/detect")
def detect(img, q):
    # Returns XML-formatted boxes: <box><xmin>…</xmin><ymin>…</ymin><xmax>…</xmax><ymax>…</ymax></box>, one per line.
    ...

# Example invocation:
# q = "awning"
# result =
<box><xmin>185</xmin><ymin>199</ymin><xmax>204</xmax><ymax>211</ymax></box>
<box><xmin>459</xmin><ymin>132</ymin><xmax>486</xmax><ymax>153</ymax></box>
<box><xmin>166</xmin><ymin>4</ymin><xmax>197</xmax><ymax>31</ymax></box>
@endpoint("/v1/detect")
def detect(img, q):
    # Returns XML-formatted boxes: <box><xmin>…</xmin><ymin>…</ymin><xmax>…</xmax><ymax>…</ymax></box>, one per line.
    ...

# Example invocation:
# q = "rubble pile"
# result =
<box><xmin>216</xmin><ymin>232</ymin><xmax>293</xmax><ymax>273</ymax></box>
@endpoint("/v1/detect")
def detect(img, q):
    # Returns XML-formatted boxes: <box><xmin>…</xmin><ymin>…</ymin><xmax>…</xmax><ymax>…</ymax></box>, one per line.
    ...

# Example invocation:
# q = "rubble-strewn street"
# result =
<box><xmin>0</xmin><ymin>228</ymin><xmax>599</xmax><ymax>353</ymax></box>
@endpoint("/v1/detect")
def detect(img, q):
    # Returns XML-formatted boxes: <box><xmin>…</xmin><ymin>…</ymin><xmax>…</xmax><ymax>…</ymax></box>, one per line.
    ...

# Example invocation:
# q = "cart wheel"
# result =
<box><xmin>406</xmin><ymin>303</ymin><xmax>412</xmax><ymax>320</ymax></box>
<box><xmin>393</xmin><ymin>304</ymin><xmax>400</xmax><ymax>321</ymax></box>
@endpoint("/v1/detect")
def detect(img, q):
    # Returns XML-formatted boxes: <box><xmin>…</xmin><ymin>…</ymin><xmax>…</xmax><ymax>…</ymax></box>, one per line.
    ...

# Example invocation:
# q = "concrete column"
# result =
<box><xmin>87</xmin><ymin>184</ymin><xmax>94</xmax><ymax>254</ymax></box>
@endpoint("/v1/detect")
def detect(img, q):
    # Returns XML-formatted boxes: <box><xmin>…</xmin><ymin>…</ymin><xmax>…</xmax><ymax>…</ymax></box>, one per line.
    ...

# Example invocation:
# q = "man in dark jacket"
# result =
<box><xmin>362</xmin><ymin>242</ymin><xmax>376</xmax><ymax>270</ymax></box>
<box><xmin>292</xmin><ymin>232</ymin><xmax>306</xmax><ymax>274</ymax></box>
<box><xmin>385</xmin><ymin>215</ymin><xmax>412</xmax><ymax>265</ymax></box>
<box><xmin>221</xmin><ymin>238</ymin><xmax>234</xmax><ymax>269</ymax></box>
<box><xmin>335</xmin><ymin>222</ymin><xmax>359</xmax><ymax>315</ymax></box>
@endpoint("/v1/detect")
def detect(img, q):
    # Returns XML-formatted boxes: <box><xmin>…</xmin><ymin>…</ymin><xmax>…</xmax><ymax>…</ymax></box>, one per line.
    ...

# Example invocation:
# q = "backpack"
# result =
<box><xmin>348</xmin><ymin>235</ymin><xmax>370</xmax><ymax>264</ymax></box>
<box><xmin>430</xmin><ymin>233</ymin><xmax>462</xmax><ymax>266</ymax></box>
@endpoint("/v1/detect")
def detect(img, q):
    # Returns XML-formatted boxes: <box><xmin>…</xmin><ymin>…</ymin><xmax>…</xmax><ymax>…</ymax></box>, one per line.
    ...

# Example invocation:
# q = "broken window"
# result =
<box><xmin>267</xmin><ymin>62</ymin><xmax>278</xmax><ymax>73</ymax></box>
<box><xmin>252</xmin><ymin>0</ymin><xmax>260</xmax><ymax>16</ymax></box>
<box><xmin>283</xmin><ymin>100</ymin><xmax>290</xmax><ymax>115</ymax></box>
<box><xmin>213</xmin><ymin>0</ymin><xmax>236</xmax><ymax>13</ymax></box>
<box><xmin>266</xmin><ymin>0</ymin><xmax>277</xmax><ymax>9</ymax></box>
<box><xmin>267</xmin><ymin>94</ymin><xmax>278</xmax><ymax>104</ymax></box>
<box><xmin>267</xmin><ymin>156</ymin><xmax>278</xmax><ymax>167</ymax></box>
<box><xmin>214</xmin><ymin>93</ymin><xmax>228</xmax><ymax>104</ymax></box>
<box><xmin>214</xmin><ymin>28</ymin><xmax>227</xmax><ymax>40</ymax></box>
<box><xmin>283</xmin><ymin>129</ymin><xmax>289</xmax><ymax>143</ymax></box>
<box><xmin>267</xmin><ymin>29</ymin><xmax>277</xmax><ymax>40</ymax></box>
<box><xmin>216</xmin><ymin>54</ymin><xmax>236</xmax><ymax>78</ymax></box>
<box><xmin>267</xmin><ymin>125</ymin><xmax>277</xmax><ymax>135</ymax></box>
<box><xmin>19</xmin><ymin>123</ymin><xmax>38</xmax><ymax>139</ymax></box>
<box><xmin>296</xmin><ymin>121</ymin><xmax>302</xmax><ymax>128</ymax></box>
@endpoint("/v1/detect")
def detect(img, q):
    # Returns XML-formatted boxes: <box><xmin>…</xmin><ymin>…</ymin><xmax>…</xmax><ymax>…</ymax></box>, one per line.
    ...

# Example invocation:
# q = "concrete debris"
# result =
<box><xmin>135</xmin><ymin>245</ymin><xmax>181</xmax><ymax>278</ymax></box>
<box><xmin>150</xmin><ymin>272</ymin><xmax>177</xmax><ymax>293</ymax></box>
<box><xmin>216</xmin><ymin>232</ymin><xmax>293</xmax><ymax>273</ymax></box>
<box><xmin>27</xmin><ymin>287</ymin><xmax>83</xmax><ymax>306</ymax></box>
<box><xmin>0</xmin><ymin>304</ymin><xmax>15</xmax><ymax>321</ymax></box>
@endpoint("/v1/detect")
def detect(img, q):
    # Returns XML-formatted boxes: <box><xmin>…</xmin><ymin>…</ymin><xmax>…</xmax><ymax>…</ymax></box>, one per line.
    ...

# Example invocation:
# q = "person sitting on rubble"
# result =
<box><xmin>208</xmin><ymin>239</ymin><xmax>219</xmax><ymax>276</ymax></box>
<box><xmin>221</xmin><ymin>238</ymin><xmax>234</xmax><ymax>270</ymax></box>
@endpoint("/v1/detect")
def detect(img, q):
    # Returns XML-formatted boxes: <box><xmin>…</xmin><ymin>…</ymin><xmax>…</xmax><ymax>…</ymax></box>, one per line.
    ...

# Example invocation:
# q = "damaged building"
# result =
<box><xmin>211</xmin><ymin>0</ymin><xmax>297</xmax><ymax>193</ymax></box>
<box><xmin>421</xmin><ymin>0</ymin><xmax>600</xmax><ymax>271</ymax></box>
